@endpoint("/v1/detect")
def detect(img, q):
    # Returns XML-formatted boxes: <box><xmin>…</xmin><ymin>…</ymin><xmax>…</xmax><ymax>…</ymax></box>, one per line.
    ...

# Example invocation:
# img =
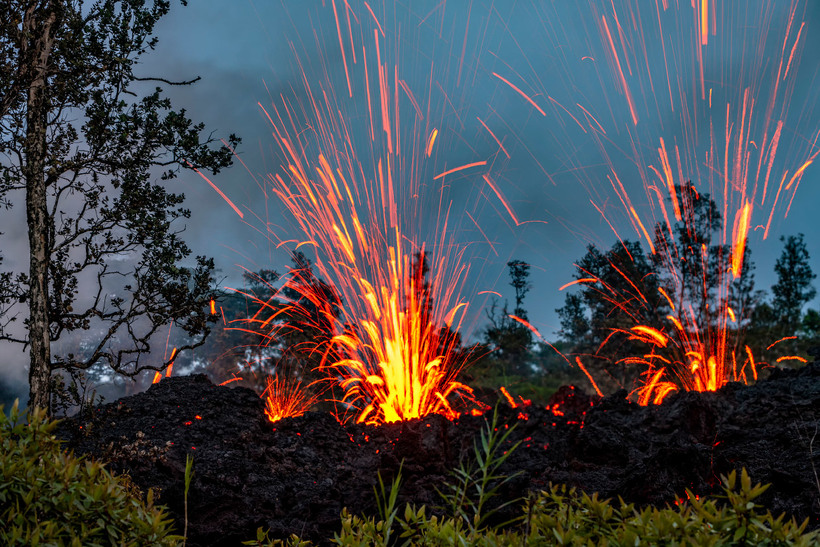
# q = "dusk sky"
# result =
<box><xmin>4</xmin><ymin>1</ymin><xmax>819</xmax><ymax>397</ymax></box>
<box><xmin>143</xmin><ymin>1</ymin><xmax>820</xmax><ymax>338</ymax></box>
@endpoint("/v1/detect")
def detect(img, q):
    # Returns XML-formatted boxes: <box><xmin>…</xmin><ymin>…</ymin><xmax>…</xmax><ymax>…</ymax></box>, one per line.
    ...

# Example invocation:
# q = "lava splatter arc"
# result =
<box><xmin>242</xmin><ymin>6</ymin><xmax>488</xmax><ymax>425</ymax></box>
<box><xmin>516</xmin><ymin>0</ymin><xmax>820</xmax><ymax>403</ymax></box>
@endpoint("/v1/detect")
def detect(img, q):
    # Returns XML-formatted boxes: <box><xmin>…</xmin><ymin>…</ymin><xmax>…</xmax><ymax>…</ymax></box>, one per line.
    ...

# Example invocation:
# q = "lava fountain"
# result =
<box><xmin>488</xmin><ymin>0</ymin><xmax>819</xmax><ymax>402</ymax></box>
<box><xmin>262</xmin><ymin>375</ymin><xmax>319</xmax><ymax>423</ymax></box>
<box><xmin>242</xmin><ymin>5</ymin><xmax>493</xmax><ymax>425</ymax></box>
<box><xmin>597</xmin><ymin>1</ymin><xmax>819</xmax><ymax>403</ymax></box>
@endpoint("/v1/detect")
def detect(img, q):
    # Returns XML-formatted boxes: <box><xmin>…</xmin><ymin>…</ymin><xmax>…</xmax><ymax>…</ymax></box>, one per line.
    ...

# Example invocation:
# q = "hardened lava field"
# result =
<box><xmin>57</xmin><ymin>355</ymin><xmax>820</xmax><ymax>546</ymax></box>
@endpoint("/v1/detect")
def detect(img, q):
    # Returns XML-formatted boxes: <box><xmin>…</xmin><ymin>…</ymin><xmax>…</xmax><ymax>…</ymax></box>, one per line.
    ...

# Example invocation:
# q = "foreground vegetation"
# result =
<box><xmin>0</xmin><ymin>402</ymin><xmax>179</xmax><ymax>545</ymax></box>
<box><xmin>248</xmin><ymin>410</ymin><xmax>820</xmax><ymax>546</ymax></box>
<box><xmin>248</xmin><ymin>474</ymin><xmax>818</xmax><ymax>546</ymax></box>
<box><xmin>4</xmin><ymin>403</ymin><xmax>817</xmax><ymax>546</ymax></box>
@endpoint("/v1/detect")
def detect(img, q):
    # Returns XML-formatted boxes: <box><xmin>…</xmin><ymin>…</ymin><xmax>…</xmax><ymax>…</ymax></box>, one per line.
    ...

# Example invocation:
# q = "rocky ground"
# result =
<box><xmin>57</xmin><ymin>360</ymin><xmax>820</xmax><ymax>546</ymax></box>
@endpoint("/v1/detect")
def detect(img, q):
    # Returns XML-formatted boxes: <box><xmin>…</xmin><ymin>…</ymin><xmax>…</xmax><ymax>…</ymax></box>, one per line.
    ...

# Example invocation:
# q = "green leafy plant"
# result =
<box><xmin>522</xmin><ymin>468</ymin><xmax>817</xmax><ymax>545</ymax></box>
<box><xmin>0</xmin><ymin>401</ymin><xmax>181</xmax><ymax>545</ymax></box>
<box><xmin>326</xmin><ymin>463</ymin><xmax>404</xmax><ymax>546</ymax></box>
<box><xmin>242</xmin><ymin>527</ymin><xmax>312</xmax><ymax>547</ymax></box>
<box><xmin>183</xmin><ymin>453</ymin><xmax>195</xmax><ymax>546</ymax></box>
<box><xmin>246</xmin><ymin>446</ymin><xmax>819</xmax><ymax>546</ymax></box>
<box><xmin>373</xmin><ymin>461</ymin><xmax>403</xmax><ymax>545</ymax></box>
<box><xmin>435</xmin><ymin>404</ymin><xmax>523</xmax><ymax>532</ymax></box>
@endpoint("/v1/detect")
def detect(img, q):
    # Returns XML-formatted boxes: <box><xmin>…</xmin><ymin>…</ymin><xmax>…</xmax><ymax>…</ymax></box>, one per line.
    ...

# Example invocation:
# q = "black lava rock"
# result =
<box><xmin>57</xmin><ymin>366</ymin><xmax>820</xmax><ymax>545</ymax></box>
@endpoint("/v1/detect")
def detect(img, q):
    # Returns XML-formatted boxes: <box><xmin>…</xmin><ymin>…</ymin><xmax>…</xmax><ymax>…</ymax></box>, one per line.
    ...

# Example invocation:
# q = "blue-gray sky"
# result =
<box><xmin>2</xmin><ymin>0</ymin><xmax>819</xmax><ymax>402</ymax></box>
<box><xmin>147</xmin><ymin>0</ymin><xmax>820</xmax><ymax>342</ymax></box>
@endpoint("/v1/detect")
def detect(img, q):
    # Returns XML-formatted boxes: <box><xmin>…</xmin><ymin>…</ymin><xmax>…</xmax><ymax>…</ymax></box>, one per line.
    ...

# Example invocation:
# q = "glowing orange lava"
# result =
<box><xmin>152</xmin><ymin>347</ymin><xmax>177</xmax><ymax>384</ymax></box>
<box><xmin>522</xmin><ymin>1</ymin><xmax>818</xmax><ymax>404</ymax></box>
<box><xmin>245</xmin><ymin>12</ymin><xmax>483</xmax><ymax>425</ymax></box>
<box><xmin>262</xmin><ymin>375</ymin><xmax>318</xmax><ymax>423</ymax></box>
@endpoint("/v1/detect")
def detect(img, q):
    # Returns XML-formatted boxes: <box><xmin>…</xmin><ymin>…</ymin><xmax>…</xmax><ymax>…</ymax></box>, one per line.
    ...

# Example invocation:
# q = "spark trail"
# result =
<box><xmin>248</xmin><ymin>5</ymin><xmax>497</xmax><ymax>424</ymax></box>
<box><xmin>488</xmin><ymin>0</ymin><xmax>819</xmax><ymax>402</ymax></box>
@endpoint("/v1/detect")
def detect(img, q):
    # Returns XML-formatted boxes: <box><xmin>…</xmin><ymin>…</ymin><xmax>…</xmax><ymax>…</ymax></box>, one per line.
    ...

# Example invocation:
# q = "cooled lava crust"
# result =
<box><xmin>58</xmin><ymin>361</ymin><xmax>820</xmax><ymax>546</ymax></box>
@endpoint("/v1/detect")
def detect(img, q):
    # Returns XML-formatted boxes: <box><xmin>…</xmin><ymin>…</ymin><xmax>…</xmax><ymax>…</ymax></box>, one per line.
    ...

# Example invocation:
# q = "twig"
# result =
<box><xmin>789</xmin><ymin>389</ymin><xmax>820</xmax><ymax>498</ymax></box>
<box><xmin>809</xmin><ymin>425</ymin><xmax>820</xmax><ymax>497</ymax></box>
<box><xmin>133</xmin><ymin>75</ymin><xmax>201</xmax><ymax>86</ymax></box>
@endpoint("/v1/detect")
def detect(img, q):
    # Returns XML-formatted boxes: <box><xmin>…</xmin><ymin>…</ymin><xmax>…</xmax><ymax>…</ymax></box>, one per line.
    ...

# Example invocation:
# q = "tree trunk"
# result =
<box><xmin>23</xmin><ymin>3</ymin><xmax>57</xmax><ymax>412</ymax></box>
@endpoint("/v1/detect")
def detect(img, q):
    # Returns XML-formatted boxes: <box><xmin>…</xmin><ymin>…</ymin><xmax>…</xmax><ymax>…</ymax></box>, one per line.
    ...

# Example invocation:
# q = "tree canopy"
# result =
<box><xmin>772</xmin><ymin>233</ymin><xmax>817</xmax><ymax>328</ymax></box>
<box><xmin>0</xmin><ymin>0</ymin><xmax>240</xmax><ymax>411</ymax></box>
<box><xmin>557</xmin><ymin>191</ymin><xmax>818</xmax><ymax>396</ymax></box>
<box><xmin>483</xmin><ymin>260</ymin><xmax>534</xmax><ymax>376</ymax></box>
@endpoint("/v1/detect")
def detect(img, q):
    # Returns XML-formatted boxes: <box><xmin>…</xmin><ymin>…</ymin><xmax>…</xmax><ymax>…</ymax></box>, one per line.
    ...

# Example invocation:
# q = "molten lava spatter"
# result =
<box><xmin>519</xmin><ymin>1</ymin><xmax>820</xmax><ymax>404</ymax></box>
<box><xmin>263</xmin><ymin>375</ymin><xmax>318</xmax><ymax>423</ymax></box>
<box><xmin>243</xmin><ymin>9</ymin><xmax>484</xmax><ymax>425</ymax></box>
<box><xmin>323</xmin><ymin>244</ymin><xmax>475</xmax><ymax>424</ymax></box>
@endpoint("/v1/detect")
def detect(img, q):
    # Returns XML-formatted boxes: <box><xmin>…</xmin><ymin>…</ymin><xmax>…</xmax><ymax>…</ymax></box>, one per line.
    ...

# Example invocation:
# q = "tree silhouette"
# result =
<box><xmin>801</xmin><ymin>309</ymin><xmax>820</xmax><ymax>353</ymax></box>
<box><xmin>277</xmin><ymin>252</ymin><xmax>342</xmax><ymax>383</ymax></box>
<box><xmin>195</xmin><ymin>255</ymin><xmax>341</xmax><ymax>395</ymax></box>
<box><xmin>557</xmin><ymin>292</ymin><xmax>589</xmax><ymax>342</ymax></box>
<box><xmin>507</xmin><ymin>259</ymin><xmax>531</xmax><ymax>320</ymax></box>
<box><xmin>772</xmin><ymin>233</ymin><xmax>816</xmax><ymax>329</ymax></box>
<box><xmin>557</xmin><ymin>240</ymin><xmax>663</xmax><ymax>386</ymax></box>
<box><xmin>0</xmin><ymin>1</ymin><xmax>240</xmax><ymax>411</ymax></box>
<box><xmin>193</xmin><ymin>272</ymin><xmax>281</xmax><ymax>390</ymax></box>
<box><xmin>407</xmin><ymin>251</ymin><xmax>473</xmax><ymax>373</ymax></box>
<box><xmin>484</xmin><ymin>260</ymin><xmax>534</xmax><ymax>376</ymax></box>
<box><xmin>651</xmin><ymin>183</ymin><xmax>724</xmax><ymax>332</ymax></box>
<box><xmin>557</xmin><ymin>183</ymin><xmax>761</xmax><ymax>393</ymax></box>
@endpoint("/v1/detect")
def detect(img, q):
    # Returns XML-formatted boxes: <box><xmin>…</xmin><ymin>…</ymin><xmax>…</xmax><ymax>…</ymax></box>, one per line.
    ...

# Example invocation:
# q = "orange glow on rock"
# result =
<box><xmin>500</xmin><ymin>386</ymin><xmax>531</xmax><ymax>409</ymax></box>
<box><xmin>247</xmin><ymin>25</ymin><xmax>482</xmax><ymax>426</ymax></box>
<box><xmin>263</xmin><ymin>376</ymin><xmax>318</xmax><ymax>423</ymax></box>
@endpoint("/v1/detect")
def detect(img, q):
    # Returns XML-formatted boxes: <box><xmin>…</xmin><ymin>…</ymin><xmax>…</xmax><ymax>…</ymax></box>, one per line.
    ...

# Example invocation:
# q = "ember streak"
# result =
<box><xmin>520</xmin><ymin>0</ymin><xmax>820</xmax><ymax>403</ymax></box>
<box><xmin>234</xmin><ymin>5</ymin><xmax>488</xmax><ymax>425</ymax></box>
<box><xmin>211</xmin><ymin>1</ymin><xmax>818</xmax><ymax>417</ymax></box>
